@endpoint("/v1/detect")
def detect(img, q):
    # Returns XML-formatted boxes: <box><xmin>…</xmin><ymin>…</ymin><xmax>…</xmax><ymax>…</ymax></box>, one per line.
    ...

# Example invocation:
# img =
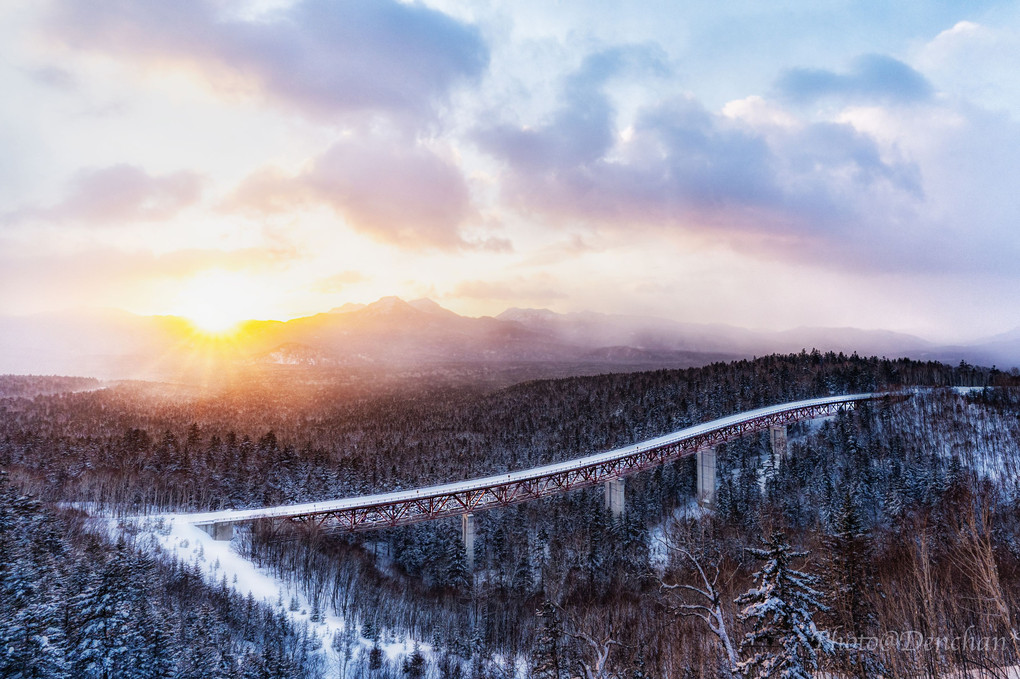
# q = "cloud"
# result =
<box><xmin>475</xmin><ymin>48</ymin><xmax>779</xmax><ymax>226</ymax></box>
<box><xmin>0</xmin><ymin>244</ymin><xmax>297</xmax><ymax>313</ymax></box>
<box><xmin>779</xmin><ymin>121</ymin><xmax>922</xmax><ymax>198</ymax></box>
<box><xmin>224</xmin><ymin>167</ymin><xmax>300</xmax><ymax>216</ymax></box>
<box><xmin>46</xmin><ymin>0</ymin><xmax>488</xmax><ymax>123</ymax></box>
<box><xmin>226</xmin><ymin>137</ymin><xmax>476</xmax><ymax>249</ymax></box>
<box><xmin>476</xmin><ymin>52</ymin><xmax>922</xmax><ymax>254</ymax></box>
<box><xmin>476</xmin><ymin>46</ymin><xmax>668</xmax><ymax>172</ymax></box>
<box><xmin>479</xmin><ymin>45</ymin><xmax>1020</xmax><ymax>277</ymax></box>
<box><xmin>311</xmin><ymin>271</ymin><xmax>367</xmax><ymax>294</ymax></box>
<box><xmin>468</xmin><ymin>42</ymin><xmax>1020</xmax><ymax>281</ymax></box>
<box><xmin>835</xmin><ymin>100</ymin><xmax>1020</xmax><ymax>274</ymax></box>
<box><xmin>25</xmin><ymin>65</ymin><xmax>77</xmax><ymax>90</ymax></box>
<box><xmin>915</xmin><ymin>21</ymin><xmax>1020</xmax><ymax>112</ymax></box>
<box><xmin>450</xmin><ymin>277</ymin><xmax>567</xmax><ymax>302</ymax></box>
<box><xmin>4</xmin><ymin>164</ymin><xmax>203</xmax><ymax>226</ymax></box>
<box><xmin>722</xmin><ymin>96</ymin><xmax>797</xmax><ymax>128</ymax></box>
<box><xmin>775</xmin><ymin>54</ymin><xmax>933</xmax><ymax>105</ymax></box>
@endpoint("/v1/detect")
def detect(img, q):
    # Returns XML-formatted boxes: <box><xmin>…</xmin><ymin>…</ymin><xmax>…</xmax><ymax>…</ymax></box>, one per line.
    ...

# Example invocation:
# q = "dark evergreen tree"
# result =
<box><xmin>362</xmin><ymin>618</ymin><xmax>380</xmax><ymax>643</ymax></box>
<box><xmin>369</xmin><ymin>643</ymin><xmax>384</xmax><ymax>671</ymax></box>
<box><xmin>444</xmin><ymin>537</ymin><xmax>471</xmax><ymax>590</ymax></box>
<box><xmin>735</xmin><ymin>532</ymin><xmax>834</xmax><ymax>679</ymax></box>
<box><xmin>402</xmin><ymin>644</ymin><xmax>427</xmax><ymax>678</ymax></box>
<box><xmin>822</xmin><ymin>490</ymin><xmax>884</xmax><ymax>678</ymax></box>
<box><xmin>70</xmin><ymin>538</ymin><xmax>135</xmax><ymax>679</ymax></box>
<box><xmin>531</xmin><ymin>600</ymin><xmax>567</xmax><ymax>679</ymax></box>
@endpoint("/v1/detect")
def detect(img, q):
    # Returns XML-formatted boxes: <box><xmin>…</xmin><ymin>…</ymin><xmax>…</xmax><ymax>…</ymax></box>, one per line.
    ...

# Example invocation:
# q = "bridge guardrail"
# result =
<box><xmin>190</xmin><ymin>391</ymin><xmax>908</xmax><ymax>535</ymax></box>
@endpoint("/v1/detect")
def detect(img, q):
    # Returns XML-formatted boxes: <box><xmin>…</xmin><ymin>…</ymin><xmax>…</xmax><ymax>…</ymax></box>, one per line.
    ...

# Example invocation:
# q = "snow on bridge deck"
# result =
<box><xmin>188</xmin><ymin>392</ymin><xmax>900</xmax><ymax>534</ymax></box>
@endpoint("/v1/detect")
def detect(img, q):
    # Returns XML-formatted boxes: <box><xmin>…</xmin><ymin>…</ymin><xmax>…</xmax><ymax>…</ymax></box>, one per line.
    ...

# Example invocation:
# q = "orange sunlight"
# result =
<box><xmin>172</xmin><ymin>269</ymin><xmax>264</xmax><ymax>335</ymax></box>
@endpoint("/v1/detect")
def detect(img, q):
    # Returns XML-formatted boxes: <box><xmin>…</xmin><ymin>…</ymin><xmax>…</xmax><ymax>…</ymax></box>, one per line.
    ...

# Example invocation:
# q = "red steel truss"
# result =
<box><xmin>193</xmin><ymin>393</ymin><xmax>906</xmax><ymax>536</ymax></box>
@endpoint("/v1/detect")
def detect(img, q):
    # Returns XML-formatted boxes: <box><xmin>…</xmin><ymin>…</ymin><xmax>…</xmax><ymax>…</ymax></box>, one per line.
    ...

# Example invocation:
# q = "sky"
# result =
<box><xmin>1</xmin><ymin>0</ymin><xmax>1019</xmax><ymax>342</ymax></box>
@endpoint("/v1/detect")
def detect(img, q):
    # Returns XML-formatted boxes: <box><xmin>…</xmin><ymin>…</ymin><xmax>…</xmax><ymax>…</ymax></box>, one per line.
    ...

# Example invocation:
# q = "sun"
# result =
<box><xmin>172</xmin><ymin>270</ymin><xmax>260</xmax><ymax>335</ymax></box>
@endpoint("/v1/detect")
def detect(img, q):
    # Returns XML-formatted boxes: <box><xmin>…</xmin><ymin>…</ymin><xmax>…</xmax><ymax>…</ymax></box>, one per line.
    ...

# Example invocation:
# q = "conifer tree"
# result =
<box><xmin>735</xmin><ymin>532</ymin><xmax>834</xmax><ymax>679</ymax></box>
<box><xmin>369</xmin><ymin>642</ymin><xmax>384</xmax><ymax>671</ymax></box>
<box><xmin>822</xmin><ymin>489</ymin><xmax>884</xmax><ymax>678</ymax></box>
<box><xmin>0</xmin><ymin>474</ymin><xmax>71</xmax><ymax>678</ymax></box>
<box><xmin>70</xmin><ymin>538</ymin><xmax>135</xmax><ymax>679</ymax></box>
<box><xmin>403</xmin><ymin>643</ymin><xmax>427</xmax><ymax>678</ymax></box>
<box><xmin>531</xmin><ymin>600</ymin><xmax>567</xmax><ymax>679</ymax></box>
<box><xmin>444</xmin><ymin>537</ymin><xmax>471</xmax><ymax>589</ymax></box>
<box><xmin>362</xmin><ymin>617</ymin><xmax>380</xmax><ymax>643</ymax></box>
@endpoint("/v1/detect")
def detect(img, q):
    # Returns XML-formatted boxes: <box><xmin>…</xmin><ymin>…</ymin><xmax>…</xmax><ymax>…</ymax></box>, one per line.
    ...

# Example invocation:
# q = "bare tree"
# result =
<box><xmin>566</xmin><ymin>627</ymin><xmax>623</xmax><ymax>679</ymax></box>
<box><xmin>910</xmin><ymin>521</ymin><xmax>946</xmax><ymax>679</ymax></box>
<box><xmin>952</xmin><ymin>492</ymin><xmax>1020</xmax><ymax>665</ymax></box>
<box><xmin>661</xmin><ymin>542</ymin><xmax>739</xmax><ymax>677</ymax></box>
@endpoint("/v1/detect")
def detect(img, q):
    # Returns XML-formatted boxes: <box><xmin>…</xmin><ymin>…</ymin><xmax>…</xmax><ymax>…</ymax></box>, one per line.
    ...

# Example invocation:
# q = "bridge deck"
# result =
<box><xmin>189</xmin><ymin>392</ymin><xmax>893</xmax><ymax>531</ymax></box>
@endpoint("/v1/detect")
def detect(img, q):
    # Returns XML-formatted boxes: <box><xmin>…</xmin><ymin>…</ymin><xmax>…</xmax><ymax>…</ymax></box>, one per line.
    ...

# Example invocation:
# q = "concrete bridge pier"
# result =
<box><xmin>200</xmin><ymin>521</ymin><xmax>236</xmax><ymax>541</ymax></box>
<box><xmin>697</xmin><ymin>447</ymin><xmax>717</xmax><ymax>508</ymax></box>
<box><xmin>462</xmin><ymin>513</ymin><xmax>475</xmax><ymax>571</ymax></box>
<box><xmin>604</xmin><ymin>478</ymin><xmax>625</xmax><ymax>517</ymax></box>
<box><xmin>770</xmin><ymin>425</ymin><xmax>788</xmax><ymax>463</ymax></box>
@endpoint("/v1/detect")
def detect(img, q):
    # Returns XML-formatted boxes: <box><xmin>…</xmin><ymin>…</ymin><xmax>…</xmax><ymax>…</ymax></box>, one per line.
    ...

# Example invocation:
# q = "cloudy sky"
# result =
<box><xmin>1</xmin><ymin>0</ymin><xmax>1018</xmax><ymax>341</ymax></box>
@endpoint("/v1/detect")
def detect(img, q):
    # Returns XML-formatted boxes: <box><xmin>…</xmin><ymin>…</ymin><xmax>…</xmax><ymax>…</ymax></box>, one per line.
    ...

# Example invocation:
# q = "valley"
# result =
<box><xmin>4</xmin><ymin>355</ymin><xmax>1020</xmax><ymax>676</ymax></box>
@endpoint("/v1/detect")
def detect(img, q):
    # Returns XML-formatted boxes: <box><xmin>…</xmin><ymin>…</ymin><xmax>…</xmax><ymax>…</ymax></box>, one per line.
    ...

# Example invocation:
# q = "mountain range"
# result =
<box><xmin>1</xmin><ymin>296</ymin><xmax>1018</xmax><ymax>379</ymax></box>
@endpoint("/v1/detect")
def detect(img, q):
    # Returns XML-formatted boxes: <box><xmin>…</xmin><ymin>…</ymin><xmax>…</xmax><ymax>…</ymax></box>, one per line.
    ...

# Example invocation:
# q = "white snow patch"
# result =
<box><xmin>952</xmin><ymin>386</ymin><xmax>988</xmax><ymax>395</ymax></box>
<box><xmin>648</xmin><ymin>501</ymin><xmax>708</xmax><ymax>573</ymax></box>
<box><xmin>121</xmin><ymin>515</ymin><xmax>427</xmax><ymax>673</ymax></box>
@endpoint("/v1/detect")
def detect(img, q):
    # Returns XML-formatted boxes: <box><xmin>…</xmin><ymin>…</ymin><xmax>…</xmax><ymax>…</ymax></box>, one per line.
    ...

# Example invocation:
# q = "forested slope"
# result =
<box><xmin>2</xmin><ymin>354</ymin><xmax>1020</xmax><ymax>677</ymax></box>
<box><xmin>0</xmin><ymin>353</ymin><xmax>1007</xmax><ymax>510</ymax></box>
<box><xmin>0</xmin><ymin>472</ymin><xmax>323</xmax><ymax>677</ymax></box>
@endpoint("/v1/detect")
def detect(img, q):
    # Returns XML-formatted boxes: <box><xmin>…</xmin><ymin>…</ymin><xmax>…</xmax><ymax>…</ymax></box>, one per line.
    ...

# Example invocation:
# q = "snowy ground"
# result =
<box><xmin>648</xmin><ymin>500</ymin><xmax>707</xmax><ymax>573</ymax></box>
<box><xmin>120</xmin><ymin>514</ymin><xmax>426</xmax><ymax>673</ymax></box>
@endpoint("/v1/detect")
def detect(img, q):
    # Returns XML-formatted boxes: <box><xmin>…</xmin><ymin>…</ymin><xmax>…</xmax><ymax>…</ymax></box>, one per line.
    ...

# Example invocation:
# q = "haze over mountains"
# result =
<box><xmin>1</xmin><ymin>296</ymin><xmax>1018</xmax><ymax>379</ymax></box>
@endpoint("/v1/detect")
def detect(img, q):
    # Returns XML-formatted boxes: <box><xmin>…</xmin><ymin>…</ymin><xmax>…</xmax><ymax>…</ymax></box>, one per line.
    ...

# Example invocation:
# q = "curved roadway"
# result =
<box><xmin>189</xmin><ymin>392</ymin><xmax>893</xmax><ymax>530</ymax></box>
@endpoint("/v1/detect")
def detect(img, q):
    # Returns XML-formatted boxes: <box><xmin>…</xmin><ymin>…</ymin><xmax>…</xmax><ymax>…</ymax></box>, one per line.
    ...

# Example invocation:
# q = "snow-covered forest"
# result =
<box><xmin>3</xmin><ymin>353</ymin><xmax>1020</xmax><ymax>677</ymax></box>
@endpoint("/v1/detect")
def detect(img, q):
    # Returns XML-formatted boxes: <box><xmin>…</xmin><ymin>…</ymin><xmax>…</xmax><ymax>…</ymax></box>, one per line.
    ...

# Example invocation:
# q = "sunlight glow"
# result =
<box><xmin>172</xmin><ymin>269</ymin><xmax>262</xmax><ymax>334</ymax></box>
